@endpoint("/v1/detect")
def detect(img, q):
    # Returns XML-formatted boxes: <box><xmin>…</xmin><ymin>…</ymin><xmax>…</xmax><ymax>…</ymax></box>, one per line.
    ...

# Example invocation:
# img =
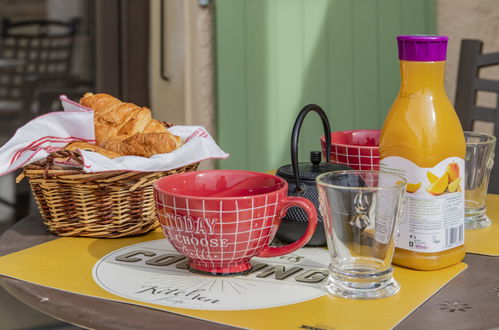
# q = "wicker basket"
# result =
<box><xmin>18</xmin><ymin>150</ymin><xmax>198</xmax><ymax>238</ymax></box>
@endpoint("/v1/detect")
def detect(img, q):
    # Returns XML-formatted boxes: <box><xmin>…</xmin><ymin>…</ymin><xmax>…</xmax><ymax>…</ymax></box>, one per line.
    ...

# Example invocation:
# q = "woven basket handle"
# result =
<box><xmin>17</xmin><ymin>149</ymin><xmax>85</xmax><ymax>181</ymax></box>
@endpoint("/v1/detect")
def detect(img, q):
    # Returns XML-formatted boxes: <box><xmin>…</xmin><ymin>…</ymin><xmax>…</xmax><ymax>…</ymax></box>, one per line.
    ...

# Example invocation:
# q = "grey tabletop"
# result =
<box><xmin>1</xmin><ymin>214</ymin><xmax>499</xmax><ymax>330</ymax></box>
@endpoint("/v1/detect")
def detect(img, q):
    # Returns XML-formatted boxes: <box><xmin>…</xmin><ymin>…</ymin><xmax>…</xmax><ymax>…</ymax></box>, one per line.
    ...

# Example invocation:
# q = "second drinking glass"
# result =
<box><xmin>316</xmin><ymin>171</ymin><xmax>406</xmax><ymax>299</ymax></box>
<box><xmin>464</xmin><ymin>131</ymin><xmax>496</xmax><ymax>230</ymax></box>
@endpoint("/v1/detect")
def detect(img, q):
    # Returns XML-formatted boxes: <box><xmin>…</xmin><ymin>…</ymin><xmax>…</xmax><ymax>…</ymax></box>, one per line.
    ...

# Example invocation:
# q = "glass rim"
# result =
<box><xmin>464</xmin><ymin>131</ymin><xmax>496</xmax><ymax>145</ymax></box>
<box><xmin>316</xmin><ymin>170</ymin><xmax>407</xmax><ymax>191</ymax></box>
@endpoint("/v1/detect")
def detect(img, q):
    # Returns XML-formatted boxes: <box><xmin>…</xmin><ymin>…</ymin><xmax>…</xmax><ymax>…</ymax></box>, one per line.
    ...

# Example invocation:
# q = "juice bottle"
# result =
<box><xmin>379</xmin><ymin>35</ymin><xmax>465</xmax><ymax>270</ymax></box>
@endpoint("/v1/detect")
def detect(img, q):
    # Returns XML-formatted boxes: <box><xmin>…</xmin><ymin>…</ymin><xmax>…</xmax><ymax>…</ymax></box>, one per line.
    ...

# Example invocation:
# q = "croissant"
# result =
<box><xmin>79</xmin><ymin>93</ymin><xmax>182</xmax><ymax>157</ymax></box>
<box><xmin>65</xmin><ymin>141</ymin><xmax>121</xmax><ymax>159</ymax></box>
<box><xmin>105</xmin><ymin>133</ymin><xmax>181</xmax><ymax>158</ymax></box>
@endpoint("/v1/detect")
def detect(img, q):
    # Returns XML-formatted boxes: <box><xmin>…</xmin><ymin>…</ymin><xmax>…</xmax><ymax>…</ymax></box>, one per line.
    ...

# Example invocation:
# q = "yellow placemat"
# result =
<box><xmin>0</xmin><ymin>229</ymin><xmax>466</xmax><ymax>330</ymax></box>
<box><xmin>465</xmin><ymin>194</ymin><xmax>499</xmax><ymax>255</ymax></box>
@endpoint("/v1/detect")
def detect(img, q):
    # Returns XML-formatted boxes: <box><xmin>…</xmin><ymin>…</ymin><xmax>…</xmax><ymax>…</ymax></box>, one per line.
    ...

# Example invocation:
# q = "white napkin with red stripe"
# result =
<box><xmin>0</xmin><ymin>95</ymin><xmax>229</xmax><ymax>175</ymax></box>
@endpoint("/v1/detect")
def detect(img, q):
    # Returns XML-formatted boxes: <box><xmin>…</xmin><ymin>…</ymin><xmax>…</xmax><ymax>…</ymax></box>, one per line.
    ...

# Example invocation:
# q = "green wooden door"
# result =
<box><xmin>216</xmin><ymin>0</ymin><xmax>436</xmax><ymax>172</ymax></box>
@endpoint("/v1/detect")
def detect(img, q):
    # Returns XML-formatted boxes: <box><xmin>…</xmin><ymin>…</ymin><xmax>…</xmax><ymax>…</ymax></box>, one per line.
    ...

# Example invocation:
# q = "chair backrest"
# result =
<box><xmin>0</xmin><ymin>18</ymin><xmax>78</xmax><ymax>105</ymax></box>
<box><xmin>455</xmin><ymin>39</ymin><xmax>499</xmax><ymax>193</ymax></box>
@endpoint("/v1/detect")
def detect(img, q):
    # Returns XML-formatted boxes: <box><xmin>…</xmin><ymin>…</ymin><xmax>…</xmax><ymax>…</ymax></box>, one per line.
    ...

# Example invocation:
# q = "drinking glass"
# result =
<box><xmin>464</xmin><ymin>131</ymin><xmax>496</xmax><ymax>230</ymax></box>
<box><xmin>316</xmin><ymin>171</ymin><xmax>406</xmax><ymax>299</ymax></box>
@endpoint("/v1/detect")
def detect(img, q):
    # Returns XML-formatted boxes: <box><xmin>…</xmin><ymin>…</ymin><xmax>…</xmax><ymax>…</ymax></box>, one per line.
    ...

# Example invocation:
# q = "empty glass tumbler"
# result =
<box><xmin>464</xmin><ymin>131</ymin><xmax>496</xmax><ymax>230</ymax></box>
<box><xmin>316</xmin><ymin>171</ymin><xmax>406</xmax><ymax>299</ymax></box>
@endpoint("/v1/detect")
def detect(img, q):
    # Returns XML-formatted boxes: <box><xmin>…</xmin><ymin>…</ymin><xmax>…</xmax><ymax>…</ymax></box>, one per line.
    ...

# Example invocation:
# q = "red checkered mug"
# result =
<box><xmin>154</xmin><ymin>170</ymin><xmax>318</xmax><ymax>275</ymax></box>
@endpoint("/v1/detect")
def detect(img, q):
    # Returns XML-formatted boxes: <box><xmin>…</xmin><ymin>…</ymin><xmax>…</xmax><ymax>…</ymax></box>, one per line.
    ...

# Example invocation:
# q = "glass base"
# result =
<box><xmin>465</xmin><ymin>213</ymin><xmax>492</xmax><ymax>230</ymax></box>
<box><xmin>324</xmin><ymin>265</ymin><xmax>400</xmax><ymax>299</ymax></box>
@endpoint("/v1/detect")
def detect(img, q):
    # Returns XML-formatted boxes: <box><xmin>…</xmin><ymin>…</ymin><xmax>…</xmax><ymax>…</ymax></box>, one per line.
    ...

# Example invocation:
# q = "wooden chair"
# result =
<box><xmin>0</xmin><ymin>18</ymin><xmax>80</xmax><ymax>221</ymax></box>
<box><xmin>455</xmin><ymin>39</ymin><xmax>499</xmax><ymax>193</ymax></box>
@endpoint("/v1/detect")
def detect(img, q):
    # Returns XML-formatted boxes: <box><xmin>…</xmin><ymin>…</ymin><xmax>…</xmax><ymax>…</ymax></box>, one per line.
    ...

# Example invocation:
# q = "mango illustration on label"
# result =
<box><xmin>406</xmin><ymin>182</ymin><xmax>421</xmax><ymax>193</ymax></box>
<box><xmin>427</xmin><ymin>171</ymin><xmax>438</xmax><ymax>184</ymax></box>
<box><xmin>448</xmin><ymin>177</ymin><xmax>462</xmax><ymax>193</ymax></box>
<box><xmin>425</xmin><ymin>162</ymin><xmax>461</xmax><ymax>196</ymax></box>
<box><xmin>426</xmin><ymin>172</ymin><xmax>449</xmax><ymax>195</ymax></box>
<box><xmin>396</xmin><ymin>180</ymin><xmax>421</xmax><ymax>193</ymax></box>
<box><xmin>446</xmin><ymin>162</ymin><xmax>460</xmax><ymax>182</ymax></box>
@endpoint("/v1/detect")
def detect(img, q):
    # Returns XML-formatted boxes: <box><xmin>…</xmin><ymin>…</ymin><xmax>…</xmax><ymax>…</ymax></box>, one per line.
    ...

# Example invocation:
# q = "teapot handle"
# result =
<box><xmin>291</xmin><ymin>104</ymin><xmax>331</xmax><ymax>192</ymax></box>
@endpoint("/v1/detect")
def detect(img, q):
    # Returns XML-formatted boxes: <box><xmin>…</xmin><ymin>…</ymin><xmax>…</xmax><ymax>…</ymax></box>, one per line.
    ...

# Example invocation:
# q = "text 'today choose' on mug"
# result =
<box><xmin>154</xmin><ymin>170</ymin><xmax>318</xmax><ymax>276</ymax></box>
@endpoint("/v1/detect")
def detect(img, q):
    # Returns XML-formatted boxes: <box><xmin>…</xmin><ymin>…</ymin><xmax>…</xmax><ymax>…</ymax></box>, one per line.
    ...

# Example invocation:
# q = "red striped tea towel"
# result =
<box><xmin>0</xmin><ymin>96</ymin><xmax>229</xmax><ymax>175</ymax></box>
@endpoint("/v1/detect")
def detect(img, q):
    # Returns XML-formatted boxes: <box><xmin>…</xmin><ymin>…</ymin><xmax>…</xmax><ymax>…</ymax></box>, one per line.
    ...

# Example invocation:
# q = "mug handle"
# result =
<box><xmin>257</xmin><ymin>196</ymin><xmax>318</xmax><ymax>258</ymax></box>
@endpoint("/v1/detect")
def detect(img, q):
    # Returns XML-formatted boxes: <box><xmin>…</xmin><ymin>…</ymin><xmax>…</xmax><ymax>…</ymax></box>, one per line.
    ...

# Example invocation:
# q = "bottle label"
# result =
<box><xmin>380</xmin><ymin>156</ymin><xmax>465</xmax><ymax>253</ymax></box>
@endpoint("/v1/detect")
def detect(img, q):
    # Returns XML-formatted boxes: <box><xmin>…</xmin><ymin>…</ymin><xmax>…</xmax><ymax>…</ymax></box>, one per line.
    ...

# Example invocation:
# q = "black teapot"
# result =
<box><xmin>276</xmin><ymin>104</ymin><xmax>350</xmax><ymax>246</ymax></box>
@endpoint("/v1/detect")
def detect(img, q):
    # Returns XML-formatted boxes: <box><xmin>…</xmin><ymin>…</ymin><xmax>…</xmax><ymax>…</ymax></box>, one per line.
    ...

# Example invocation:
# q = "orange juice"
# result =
<box><xmin>379</xmin><ymin>36</ymin><xmax>465</xmax><ymax>270</ymax></box>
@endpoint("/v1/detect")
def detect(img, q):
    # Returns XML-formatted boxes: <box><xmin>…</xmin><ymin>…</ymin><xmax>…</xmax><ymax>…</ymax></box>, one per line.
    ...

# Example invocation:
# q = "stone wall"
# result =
<box><xmin>438</xmin><ymin>0</ymin><xmax>499</xmax><ymax>133</ymax></box>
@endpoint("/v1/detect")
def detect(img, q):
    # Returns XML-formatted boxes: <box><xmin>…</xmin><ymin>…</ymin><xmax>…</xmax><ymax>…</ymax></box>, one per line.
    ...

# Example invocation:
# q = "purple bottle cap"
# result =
<box><xmin>397</xmin><ymin>35</ymin><xmax>448</xmax><ymax>61</ymax></box>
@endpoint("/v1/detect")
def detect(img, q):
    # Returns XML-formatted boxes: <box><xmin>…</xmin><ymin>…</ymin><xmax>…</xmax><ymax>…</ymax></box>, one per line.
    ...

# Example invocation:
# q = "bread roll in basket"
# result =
<box><xmin>20</xmin><ymin>93</ymin><xmax>198</xmax><ymax>238</ymax></box>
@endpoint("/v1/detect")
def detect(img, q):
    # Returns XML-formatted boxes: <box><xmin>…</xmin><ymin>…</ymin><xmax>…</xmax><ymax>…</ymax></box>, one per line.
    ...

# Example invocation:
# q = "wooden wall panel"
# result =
<box><xmin>215</xmin><ymin>0</ymin><xmax>247</xmax><ymax>169</ymax></box>
<box><xmin>327</xmin><ymin>0</ymin><xmax>355</xmax><ymax>134</ymax></box>
<box><xmin>353</xmin><ymin>0</ymin><xmax>380</xmax><ymax>129</ymax></box>
<box><xmin>216</xmin><ymin>0</ymin><xmax>436</xmax><ymax>172</ymax></box>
